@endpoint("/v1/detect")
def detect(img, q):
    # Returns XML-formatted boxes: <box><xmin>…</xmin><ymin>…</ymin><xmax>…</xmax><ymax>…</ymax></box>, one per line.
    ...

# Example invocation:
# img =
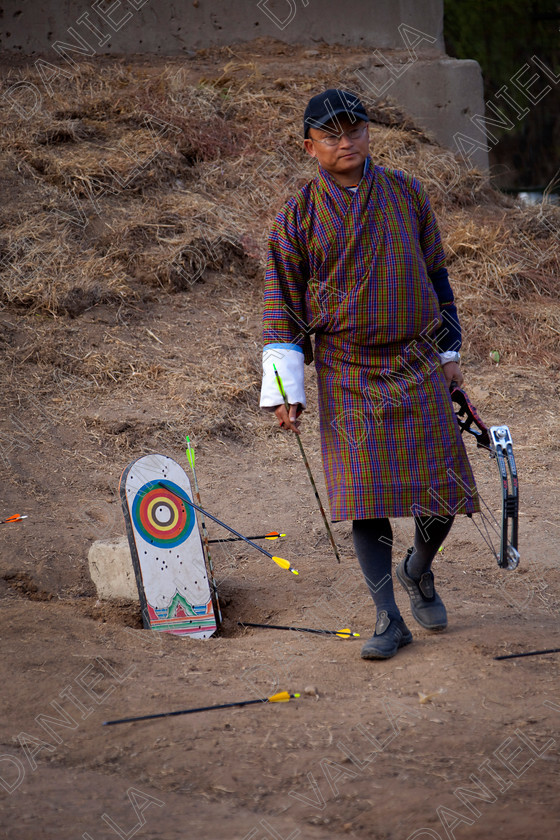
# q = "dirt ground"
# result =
<box><xmin>1</xmin><ymin>42</ymin><xmax>559</xmax><ymax>840</ymax></box>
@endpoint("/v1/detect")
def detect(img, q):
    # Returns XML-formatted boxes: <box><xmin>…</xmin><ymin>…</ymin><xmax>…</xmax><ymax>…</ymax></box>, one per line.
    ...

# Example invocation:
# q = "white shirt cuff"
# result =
<box><xmin>260</xmin><ymin>344</ymin><xmax>306</xmax><ymax>408</ymax></box>
<box><xmin>439</xmin><ymin>350</ymin><xmax>461</xmax><ymax>364</ymax></box>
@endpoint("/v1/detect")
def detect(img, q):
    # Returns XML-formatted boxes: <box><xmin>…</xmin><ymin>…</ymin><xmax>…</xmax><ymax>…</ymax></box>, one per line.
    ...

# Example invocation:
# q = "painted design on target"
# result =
<box><xmin>132</xmin><ymin>480</ymin><xmax>195</xmax><ymax>548</ymax></box>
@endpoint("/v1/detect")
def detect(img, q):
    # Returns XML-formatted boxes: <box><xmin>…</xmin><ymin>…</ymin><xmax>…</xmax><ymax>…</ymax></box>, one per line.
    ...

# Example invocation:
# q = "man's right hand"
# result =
<box><xmin>274</xmin><ymin>403</ymin><xmax>303</xmax><ymax>435</ymax></box>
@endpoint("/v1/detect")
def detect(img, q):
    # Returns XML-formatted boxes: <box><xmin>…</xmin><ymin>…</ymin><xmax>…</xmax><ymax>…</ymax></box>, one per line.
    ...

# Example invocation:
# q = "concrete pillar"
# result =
<box><xmin>350</xmin><ymin>55</ymin><xmax>488</xmax><ymax>170</ymax></box>
<box><xmin>88</xmin><ymin>536</ymin><xmax>138</xmax><ymax>601</ymax></box>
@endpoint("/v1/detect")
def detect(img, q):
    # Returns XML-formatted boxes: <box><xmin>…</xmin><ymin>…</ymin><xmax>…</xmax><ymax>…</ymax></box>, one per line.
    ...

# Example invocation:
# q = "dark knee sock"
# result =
<box><xmin>406</xmin><ymin>515</ymin><xmax>455</xmax><ymax>580</ymax></box>
<box><xmin>352</xmin><ymin>518</ymin><xmax>400</xmax><ymax>618</ymax></box>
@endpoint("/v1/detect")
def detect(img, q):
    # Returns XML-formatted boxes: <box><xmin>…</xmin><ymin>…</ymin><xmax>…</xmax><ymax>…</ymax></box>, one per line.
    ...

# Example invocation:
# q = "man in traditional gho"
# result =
<box><xmin>260</xmin><ymin>89</ymin><xmax>479</xmax><ymax>660</ymax></box>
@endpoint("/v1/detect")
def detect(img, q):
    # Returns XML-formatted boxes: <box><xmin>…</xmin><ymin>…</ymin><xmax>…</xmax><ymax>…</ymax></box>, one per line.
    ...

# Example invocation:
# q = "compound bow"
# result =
<box><xmin>450</xmin><ymin>386</ymin><xmax>519</xmax><ymax>571</ymax></box>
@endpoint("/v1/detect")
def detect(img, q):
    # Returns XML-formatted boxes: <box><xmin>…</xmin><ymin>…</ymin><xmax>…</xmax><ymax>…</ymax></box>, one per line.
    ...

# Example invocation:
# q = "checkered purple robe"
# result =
<box><xmin>263</xmin><ymin>159</ymin><xmax>479</xmax><ymax>521</ymax></box>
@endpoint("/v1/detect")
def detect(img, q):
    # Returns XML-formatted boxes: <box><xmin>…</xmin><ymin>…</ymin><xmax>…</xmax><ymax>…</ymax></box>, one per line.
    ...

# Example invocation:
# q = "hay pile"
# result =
<box><xmin>1</xmin><ymin>44</ymin><xmax>559</xmax><ymax>376</ymax></box>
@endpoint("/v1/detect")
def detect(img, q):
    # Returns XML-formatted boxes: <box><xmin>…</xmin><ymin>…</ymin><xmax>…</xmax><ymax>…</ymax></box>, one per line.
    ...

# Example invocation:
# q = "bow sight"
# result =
<box><xmin>450</xmin><ymin>387</ymin><xmax>520</xmax><ymax>571</ymax></box>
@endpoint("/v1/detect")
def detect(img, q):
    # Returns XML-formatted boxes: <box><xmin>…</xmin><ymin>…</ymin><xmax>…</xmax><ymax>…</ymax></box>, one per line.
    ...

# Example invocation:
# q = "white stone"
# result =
<box><xmin>88</xmin><ymin>536</ymin><xmax>139</xmax><ymax>601</ymax></box>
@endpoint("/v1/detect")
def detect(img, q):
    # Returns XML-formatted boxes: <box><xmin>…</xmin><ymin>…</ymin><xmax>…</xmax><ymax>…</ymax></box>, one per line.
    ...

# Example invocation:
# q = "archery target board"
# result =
<box><xmin>120</xmin><ymin>454</ymin><xmax>217</xmax><ymax>639</ymax></box>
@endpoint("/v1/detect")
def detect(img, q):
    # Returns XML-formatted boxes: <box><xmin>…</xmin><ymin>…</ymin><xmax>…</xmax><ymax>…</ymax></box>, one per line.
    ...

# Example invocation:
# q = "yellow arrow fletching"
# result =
<box><xmin>268</xmin><ymin>691</ymin><xmax>290</xmax><ymax>703</ymax></box>
<box><xmin>335</xmin><ymin>628</ymin><xmax>360</xmax><ymax>638</ymax></box>
<box><xmin>265</xmin><ymin>532</ymin><xmax>286</xmax><ymax>540</ymax></box>
<box><xmin>272</xmin><ymin>556</ymin><xmax>298</xmax><ymax>575</ymax></box>
<box><xmin>272</xmin><ymin>555</ymin><xmax>289</xmax><ymax>569</ymax></box>
<box><xmin>272</xmin><ymin>556</ymin><xmax>299</xmax><ymax>575</ymax></box>
<box><xmin>268</xmin><ymin>691</ymin><xmax>298</xmax><ymax>703</ymax></box>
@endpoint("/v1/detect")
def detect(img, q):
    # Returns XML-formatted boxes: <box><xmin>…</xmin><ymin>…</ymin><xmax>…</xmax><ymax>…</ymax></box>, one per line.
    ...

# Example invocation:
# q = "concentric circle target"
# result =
<box><xmin>131</xmin><ymin>480</ymin><xmax>195</xmax><ymax>548</ymax></box>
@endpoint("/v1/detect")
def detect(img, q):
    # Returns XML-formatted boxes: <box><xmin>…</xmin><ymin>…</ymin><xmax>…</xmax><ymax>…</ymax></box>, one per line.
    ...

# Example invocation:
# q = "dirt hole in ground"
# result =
<box><xmin>2</xmin><ymin>571</ymin><xmax>55</xmax><ymax>602</ymax></box>
<box><xmin>77</xmin><ymin>598</ymin><xmax>144</xmax><ymax>628</ymax></box>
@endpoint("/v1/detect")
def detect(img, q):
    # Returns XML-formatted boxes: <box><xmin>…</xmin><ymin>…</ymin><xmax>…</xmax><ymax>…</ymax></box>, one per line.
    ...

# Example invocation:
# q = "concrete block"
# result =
<box><xmin>88</xmin><ymin>536</ymin><xmax>139</xmax><ymax>602</ymax></box>
<box><xmin>350</xmin><ymin>56</ymin><xmax>488</xmax><ymax>171</ymax></box>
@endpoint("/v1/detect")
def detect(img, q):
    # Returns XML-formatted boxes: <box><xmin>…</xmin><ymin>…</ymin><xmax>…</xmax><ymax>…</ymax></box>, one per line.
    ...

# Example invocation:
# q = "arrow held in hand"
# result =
<box><xmin>273</xmin><ymin>365</ymin><xmax>341</xmax><ymax>564</ymax></box>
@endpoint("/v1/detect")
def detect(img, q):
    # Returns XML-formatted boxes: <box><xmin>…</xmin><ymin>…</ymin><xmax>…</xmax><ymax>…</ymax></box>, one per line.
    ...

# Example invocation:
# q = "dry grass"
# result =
<box><xmin>0</xmin><ymin>214</ymin><xmax>130</xmax><ymax>315</ymax></box>
<box><xmin>0</xmin><ymin>48</ymin><xmax>559</xmax><ymax>446</ymax></box>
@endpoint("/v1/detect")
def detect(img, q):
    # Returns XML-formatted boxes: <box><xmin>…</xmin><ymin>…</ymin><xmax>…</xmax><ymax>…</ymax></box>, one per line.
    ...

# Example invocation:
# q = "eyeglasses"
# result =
<box><xmin>310</xmin><ymin>124</ymin><xmax>368</xmax><ymax>147</ymax></box>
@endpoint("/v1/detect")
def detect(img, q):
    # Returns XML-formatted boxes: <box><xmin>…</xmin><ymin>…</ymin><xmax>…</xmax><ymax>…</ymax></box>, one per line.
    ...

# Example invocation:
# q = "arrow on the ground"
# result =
<box><xmin>103</xmin><ymin>691</ymin><xmax>300</xmax><ymax>725</ymax></box>
<box><xmin>494</xmin><ymin>647</ymin><xmax>560</xmax><ymax>660</ymax></box>
<box><xmin>238</xmin><ymin>621</ymin><xmax>359</xmax><ymax>638</ymax></box>
<box><xmin>0</xmin><ymin>514</ymin><xmax>28</xmax><ymax>525</ymax></box>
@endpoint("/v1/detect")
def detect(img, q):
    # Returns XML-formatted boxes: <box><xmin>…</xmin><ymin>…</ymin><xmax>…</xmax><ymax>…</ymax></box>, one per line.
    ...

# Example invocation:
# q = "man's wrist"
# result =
<box><xmin>439</xmin><ymin>350</ymin><xmax>461</xmax><ymax>364</ymax></box>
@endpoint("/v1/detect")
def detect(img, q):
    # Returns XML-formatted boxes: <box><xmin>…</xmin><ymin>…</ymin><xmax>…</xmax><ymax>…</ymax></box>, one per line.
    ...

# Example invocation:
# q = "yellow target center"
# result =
<box><xmin>147</xmin><ymin>496</ymin><xmax>180</xmax><ymax>531</ymax></box>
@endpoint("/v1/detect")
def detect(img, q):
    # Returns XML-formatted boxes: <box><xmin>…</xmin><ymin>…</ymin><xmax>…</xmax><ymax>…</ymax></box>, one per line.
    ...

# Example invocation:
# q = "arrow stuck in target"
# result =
<box><xmin>208</xmin><ymin>531</ymin><xmax>286</xmax><ymax>544</ymax></box>
<box><xmin>184</xmin><ymin>435</ymin><xmax>223</xmax><ymax>624</ymax></box>
<box><xmin>158</xmin><ymin>483</ymin><xmax>299</xmax><ymax>575</ymax></box>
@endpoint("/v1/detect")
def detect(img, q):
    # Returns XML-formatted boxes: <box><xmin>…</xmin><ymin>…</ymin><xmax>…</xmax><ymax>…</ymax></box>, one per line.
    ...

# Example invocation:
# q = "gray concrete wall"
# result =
<box><xmin>1</xmin><ymin>0</ymin><xmax>488</xmax><ymax>170</ymax></box>
<box><xmin>4</xmin><ymin>0</ymin><xmax>445</xmax><ymax>53</ymax></box>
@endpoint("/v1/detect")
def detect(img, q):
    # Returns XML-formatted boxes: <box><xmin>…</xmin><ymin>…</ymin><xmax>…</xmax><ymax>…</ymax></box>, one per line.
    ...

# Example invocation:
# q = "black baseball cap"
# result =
<box><xmin>303</xmin><ymin>89</ymin><xmax>369</xmax><ymax>138</ymax></box>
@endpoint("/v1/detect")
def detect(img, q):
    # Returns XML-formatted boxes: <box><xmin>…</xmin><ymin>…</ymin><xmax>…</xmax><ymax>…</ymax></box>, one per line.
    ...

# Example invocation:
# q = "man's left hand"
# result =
<box><xmin>442</xmin><ymin>361</ymin><xmax>463</xmax><ymax>389</ymax></box>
